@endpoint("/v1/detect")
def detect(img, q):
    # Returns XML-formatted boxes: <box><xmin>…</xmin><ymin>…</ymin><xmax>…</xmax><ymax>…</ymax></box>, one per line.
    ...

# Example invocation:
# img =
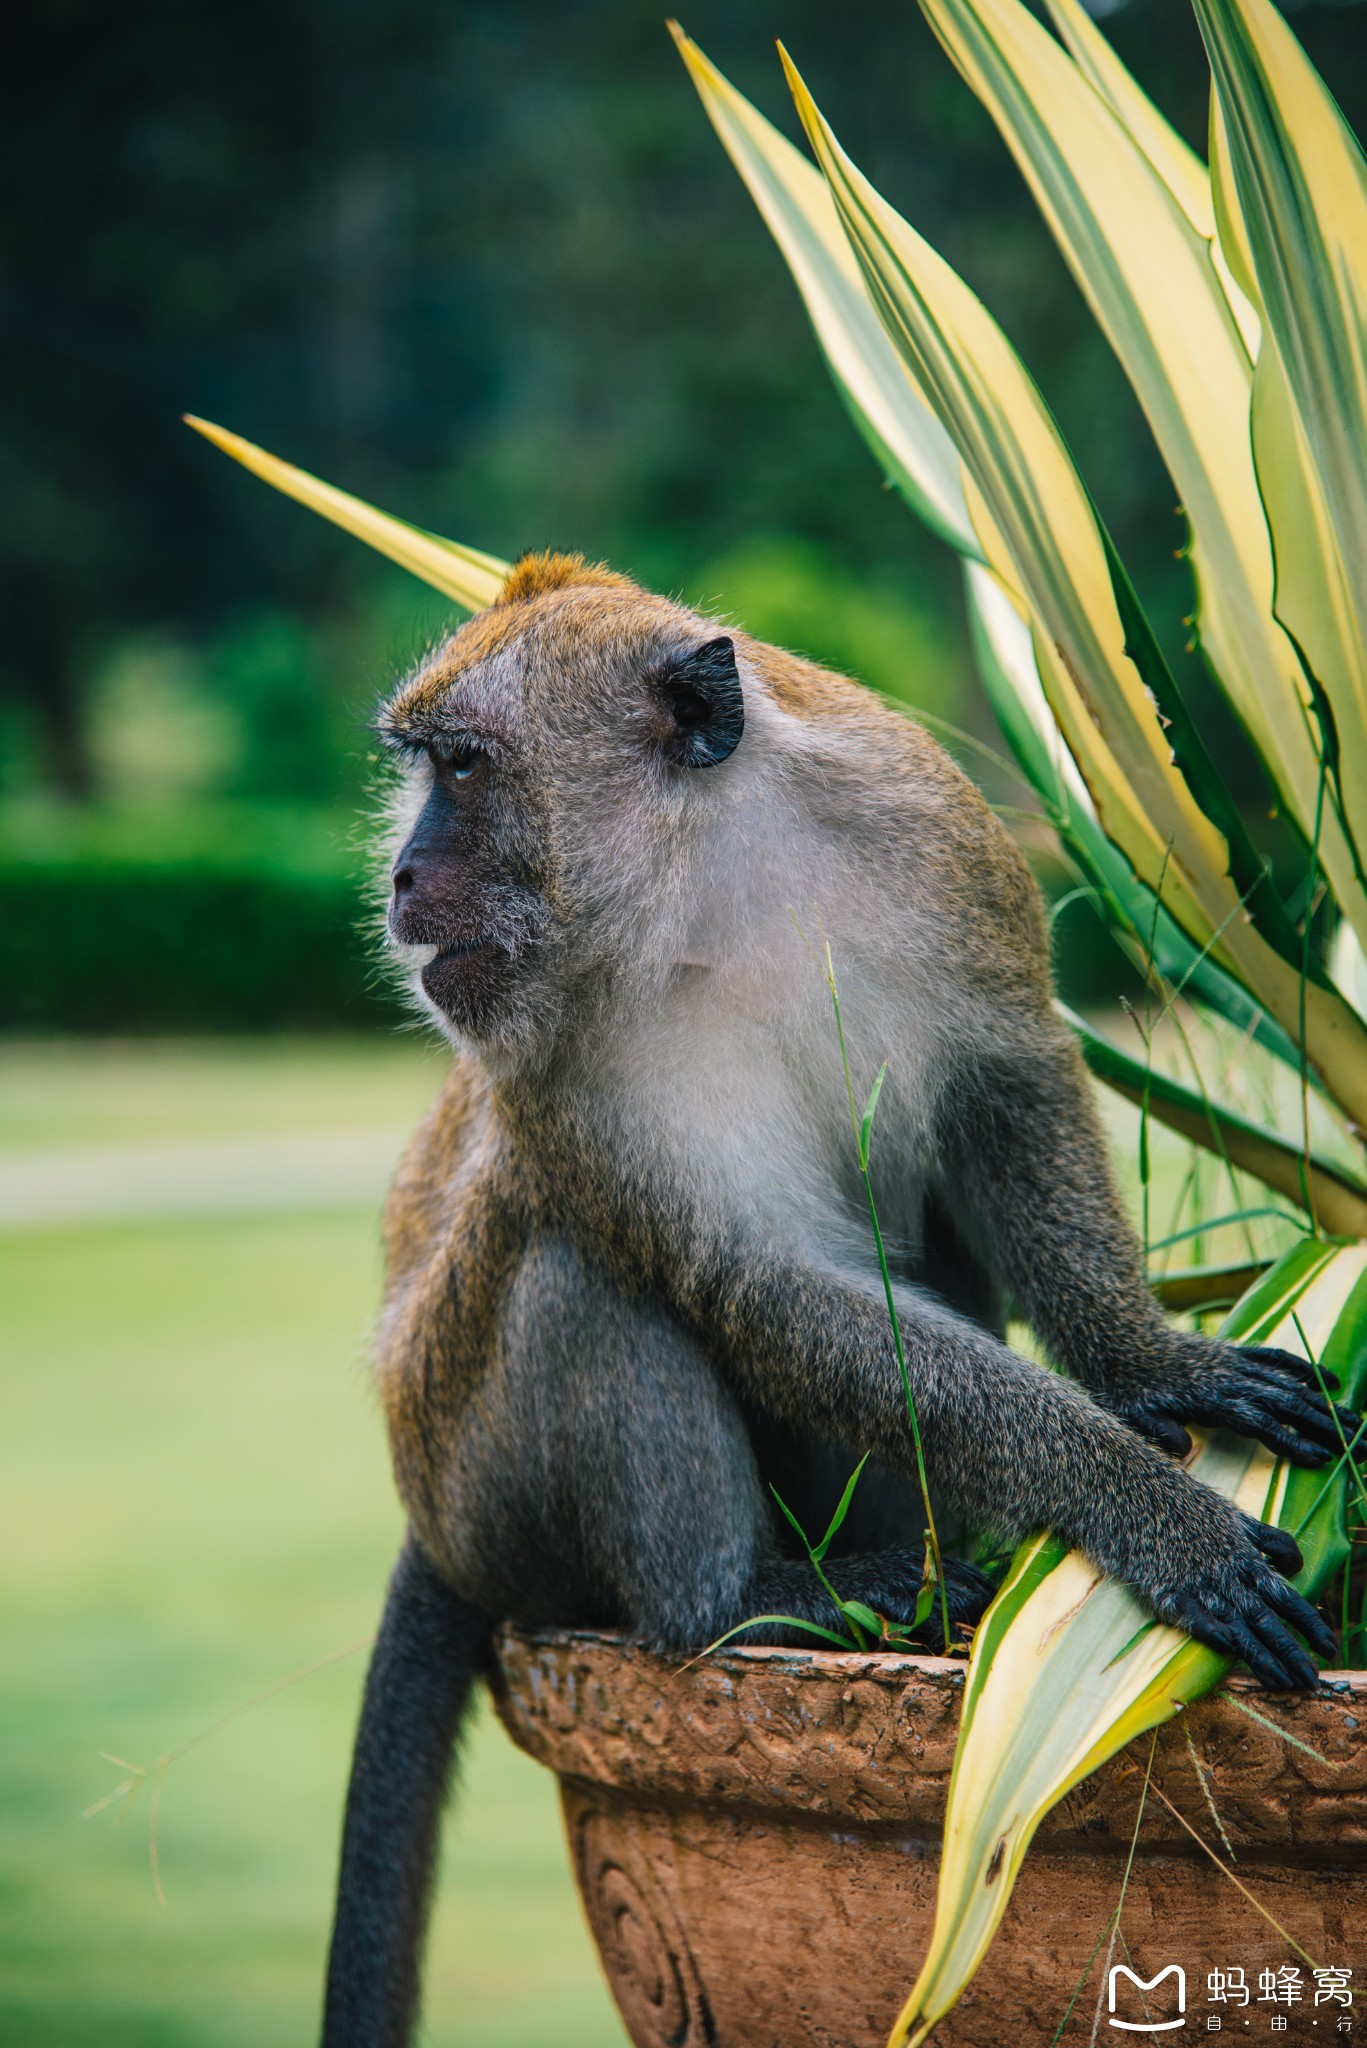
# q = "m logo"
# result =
<box><xmin>1108</xmin><ymin>1963</ymin><xmax>1187</xmax><ymax>2031</ymax></box>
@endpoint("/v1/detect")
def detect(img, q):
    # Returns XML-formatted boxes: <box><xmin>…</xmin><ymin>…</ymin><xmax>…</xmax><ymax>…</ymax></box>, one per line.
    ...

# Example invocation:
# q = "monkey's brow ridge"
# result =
<box><xmin>380</xmin><ymin>704</ymin><xmax>506</xmax><ymax>750</ymax></box>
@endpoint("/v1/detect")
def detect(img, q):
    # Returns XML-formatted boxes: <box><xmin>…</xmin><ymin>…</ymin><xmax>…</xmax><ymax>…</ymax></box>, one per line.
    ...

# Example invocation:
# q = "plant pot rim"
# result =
<box><xmin>496</xmin><ymin>1621</ymin><xmax>1367</xmax><ymax>1688</ymax></box>
<box><xmin>492</xmin><ymin>1624</ymin><xmax>1367</xmax><ymax>1853</ymax></box>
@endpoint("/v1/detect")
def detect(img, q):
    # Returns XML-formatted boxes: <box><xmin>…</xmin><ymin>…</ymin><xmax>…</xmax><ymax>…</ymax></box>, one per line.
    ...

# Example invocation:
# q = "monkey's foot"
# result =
<box><xmin>1152</xmin><ymin>1513</ymin><xmax>1337</xmax><ymax>1691</ymax></box>
<box><xmin>734</xmin><ymin>1549</ymin><xmax>996</xmax><ymax>1654</ymax></box>
<box><xmin>825</xmin><ymin>1549</ymin><xmax>995</xmax><ymax>1641</ymax></box>
<box><xmin>1118</xmin><ymin>1341</ymin><xmax>1362</xmax><ymax>1467</ymax></box>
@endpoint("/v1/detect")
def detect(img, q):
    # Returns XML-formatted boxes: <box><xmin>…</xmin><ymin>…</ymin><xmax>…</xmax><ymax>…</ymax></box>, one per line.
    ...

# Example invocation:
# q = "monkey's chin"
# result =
<box><xmin>419</xmin><ymin>941</ymin><xmax>513</xmax><ymax>1033</ymax></box>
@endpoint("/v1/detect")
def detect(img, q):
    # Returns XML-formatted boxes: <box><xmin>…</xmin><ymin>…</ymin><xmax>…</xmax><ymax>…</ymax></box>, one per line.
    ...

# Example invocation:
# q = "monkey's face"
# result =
<box><xmin>378</xmin><ymin>561</ymin><xmax>747</xmax><ymax>1051</ymax></box>
<box><xmin>384</xmin><ymin>731</ymin><xmax>540</xmax><ymax>1037</ymax></box>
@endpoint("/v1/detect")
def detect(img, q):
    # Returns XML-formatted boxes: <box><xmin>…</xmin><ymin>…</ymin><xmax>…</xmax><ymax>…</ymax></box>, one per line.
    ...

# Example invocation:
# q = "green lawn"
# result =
<box><xmin>0</xmin><ymin>1029</ymin><xmax>1278</xmax><ymax>2048</ymax></box>
<box><xmin>0</xmin><ymin>1037</ymin><xmax>626</xmax><ymax>2048</ymax></box>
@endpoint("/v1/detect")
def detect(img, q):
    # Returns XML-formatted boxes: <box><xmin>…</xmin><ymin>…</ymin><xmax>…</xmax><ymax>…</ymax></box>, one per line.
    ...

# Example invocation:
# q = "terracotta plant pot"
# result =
<box><xmin>492</xmin><ymin>1627</ymin><xmax>1367</xmax><ymax>2046</ymax></box>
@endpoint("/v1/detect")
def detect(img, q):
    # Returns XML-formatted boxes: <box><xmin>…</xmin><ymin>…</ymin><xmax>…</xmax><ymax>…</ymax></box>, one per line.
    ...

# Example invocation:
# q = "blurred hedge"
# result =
<box><xmin>0</xmin><ymin>797</ymin><xmax>1131</xmax><ymax>1034</ymax></box>
<box><xmin>0</xmin><ymin>801</ymin><xmax>400</xmax><ymax>1032</ymax></box>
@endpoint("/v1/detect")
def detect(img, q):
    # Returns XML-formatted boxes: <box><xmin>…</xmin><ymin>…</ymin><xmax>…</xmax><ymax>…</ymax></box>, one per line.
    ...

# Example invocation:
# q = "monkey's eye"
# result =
<box><xmin>428</xmin><ymin>737</ymin><xmax>484</xmax><ymax>781</ymax></box>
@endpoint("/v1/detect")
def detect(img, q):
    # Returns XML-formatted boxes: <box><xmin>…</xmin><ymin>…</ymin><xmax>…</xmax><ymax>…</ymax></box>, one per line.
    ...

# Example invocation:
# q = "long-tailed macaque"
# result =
<box><xmin>321</xmin><ymin>552</ymin><xmax>1351</xmax><ymax>2047</ymax></box>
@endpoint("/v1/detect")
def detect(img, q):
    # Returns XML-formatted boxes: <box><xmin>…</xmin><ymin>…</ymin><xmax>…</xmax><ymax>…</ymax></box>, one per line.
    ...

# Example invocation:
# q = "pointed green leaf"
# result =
<box><xmin>1195</xmin><ymin>0</ymin><xmax>1367</xmax><ymax>917</ymax></box>
<box><xmin>813</xmin><ymin>1452</ymin><xmax>872</xmax><ymax>1563</ymax></box>
<box><xmin>913</xmin><ymin>1531</ymin><xmax>942</xmax><ymax>1632</ymax></box>
<box><xmin>669</xmin><ymin>26</ymin><xmax>977</xmax><ymax>557</ymax></box>
<box><xmin>185</xmin><ymin>416</ymin><xmax>509</xmax><ymax>612</ymax></box>
<box><xmin>1044</xmin><ymin>0</ymin><xmax>1260</xmax><ymax>350</ymax></box>
<box><xmin>918</xmin><ymin>0</ymin><xmax>1367</xmax><ymax>957</ymax></box>
<box><xmin>859</xmin><ymin>1062</ymin><xmax>888</xmax><ymax>1171</ymax></box>
<box><xmin>777</xmin><ymin>48</ymin><xmax>1367</xmax><ymax>1125</ymax></box>
<box><xmin>963</xmin><ymin>562</ymin><xmax>1304</xmax><ymax>1070</ymax></box>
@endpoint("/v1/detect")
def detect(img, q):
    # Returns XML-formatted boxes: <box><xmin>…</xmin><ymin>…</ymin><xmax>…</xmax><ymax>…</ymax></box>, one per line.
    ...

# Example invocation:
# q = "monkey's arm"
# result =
<box><xmin>649</xmin><ymin>1214</ymin><xmax>1332</xmax><ymax>1689</ymax></box>
<box><xmin>932</xmin><ymin>1022</ymin><xmax>1359</xmax><ymax>1467</ymax></box>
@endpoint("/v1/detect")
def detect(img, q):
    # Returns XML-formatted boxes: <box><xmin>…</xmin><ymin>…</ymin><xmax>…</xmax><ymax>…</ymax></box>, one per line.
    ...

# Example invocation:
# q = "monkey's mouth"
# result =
<box><xmin>417</xmin><ymin>934</ymin><xmax>515</xmax><ymax>1026</ymax></box>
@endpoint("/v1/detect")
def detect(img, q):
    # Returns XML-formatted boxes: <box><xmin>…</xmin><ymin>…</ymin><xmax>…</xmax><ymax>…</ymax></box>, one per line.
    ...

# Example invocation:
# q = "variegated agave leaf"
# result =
<box><xmin>888</xmin><ymin>1239</ymin><xmax>1367</xmax><ymax>2047</ymax></box>
<box><xmin>185</xmin><ymin>416</ymin><xmax>508</xmax><ymax>612</ymax></box>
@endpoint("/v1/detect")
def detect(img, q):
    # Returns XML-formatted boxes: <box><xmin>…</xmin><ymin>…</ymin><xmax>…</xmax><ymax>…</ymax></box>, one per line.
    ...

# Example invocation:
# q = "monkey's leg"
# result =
<box><xmin>933</xmin><ymin>1026</ymin><xmax>1361</xmax><ymax>1467</ymax></box>
<box><xmin>468</xmin><ymin>1240</ymin><xmax>994</xmax><ymax>1653</ymax></box>
<box><xmin>320</xmin><ymin>1536</ymin><xmax>488</xmax><ymax>2048</ymax></box>
<box><xmin>733</xmin><ymin>1548</ymin><xmax>994</xmax><ymax>1648</ymax></box>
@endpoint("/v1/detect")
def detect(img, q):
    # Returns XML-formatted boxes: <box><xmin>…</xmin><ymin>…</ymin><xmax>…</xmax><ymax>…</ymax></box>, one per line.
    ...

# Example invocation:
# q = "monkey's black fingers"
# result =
<box><xmin>1169</xmin><ymin>1595</ymin><xmax>1316</xmax><ymax>1691</ymax></box>
<box><xmin>1227</xmin><ymin>1365</ymin><xmax>1361</xmax><ymax>1445</ymax></box>
<box><xmin>1218</xmin><ymin>1604</ymin><xmax>1319</xmax><ymax>1691</ymax></box>
<box><xmin>1212</xmin><ymin>1399</ymin><xmax>1334</xmax><ymax>1466</ymax></box>
<box><xmin>1239</xmin><ymin>1343</ymin><xmax>1340</xmax><ymax>1392</ymax></box>
<box><xmin>1238</xmin><ymin>1513</ymin><xmax>1303</xmax><ymax>1576</ymax></box>
<box><xmin>1114</xmin><ymin>1400</ymin><xmax>1188</xmax><ymax>1466</ymax></box>
<box><xmin>1166</xmin><ymin>1378</ymin><xmax>1338</xmax><ymax>1462</ymax></box>
<box><xmin>1258</xmin><ymin>1567</ymin><xmax>1339</xmax><ymax>1662</ymax></box>
<box><xmin>1123</xmin><ymin>1401</ymin><xmax>1193</xmax><ymax>1457</ymax></box>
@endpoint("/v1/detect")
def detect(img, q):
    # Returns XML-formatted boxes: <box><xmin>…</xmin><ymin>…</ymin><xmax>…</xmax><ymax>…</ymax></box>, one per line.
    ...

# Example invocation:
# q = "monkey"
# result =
<box><xmin>321</xmin><ymin>551</ymin><xmax>1355</xmax><ymax>2048</ymax></box>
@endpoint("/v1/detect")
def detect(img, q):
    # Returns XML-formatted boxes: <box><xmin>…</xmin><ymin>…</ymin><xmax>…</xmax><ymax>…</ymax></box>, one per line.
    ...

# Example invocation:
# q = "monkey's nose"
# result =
<box><xmin>391</xmin><ymin>861</ymin><xmax>415</xmax><ymax>902</ymax></box>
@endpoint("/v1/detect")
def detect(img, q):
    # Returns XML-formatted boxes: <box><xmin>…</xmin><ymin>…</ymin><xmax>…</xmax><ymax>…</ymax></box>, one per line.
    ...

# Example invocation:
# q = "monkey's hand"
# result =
<box><xmin>1113</xmin><ymin>1337</ymin><xmax>1361</xmax><ymax>1468</ymax></box>
<box><xmin>1148</xmin><ymin>1510</ymin><xmax>1336</xmax><ymax>1692</ymax></box>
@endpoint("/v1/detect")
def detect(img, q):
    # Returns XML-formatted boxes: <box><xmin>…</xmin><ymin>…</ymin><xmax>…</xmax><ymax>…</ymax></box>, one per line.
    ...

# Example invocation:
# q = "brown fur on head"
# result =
<box><xmin>494</xmin><ymin>550</ymin><xmax>636</xmax><ymax>607</ymax></box>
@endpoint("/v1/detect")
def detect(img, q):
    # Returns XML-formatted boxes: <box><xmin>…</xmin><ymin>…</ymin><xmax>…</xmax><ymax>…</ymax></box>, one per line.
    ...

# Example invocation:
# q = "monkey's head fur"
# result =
<box><xmin>377</xmin><ymin>549</ymin><xmax>1045</xmax><ymax>1080</ymax></box>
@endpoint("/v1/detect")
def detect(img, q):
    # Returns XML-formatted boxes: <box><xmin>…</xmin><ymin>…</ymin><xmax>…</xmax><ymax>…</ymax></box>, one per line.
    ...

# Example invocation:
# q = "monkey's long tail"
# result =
<box><xmin>320</xmin><ymin>1531</ymin><xmax>490</xmax><ymax>2048</ymax></box>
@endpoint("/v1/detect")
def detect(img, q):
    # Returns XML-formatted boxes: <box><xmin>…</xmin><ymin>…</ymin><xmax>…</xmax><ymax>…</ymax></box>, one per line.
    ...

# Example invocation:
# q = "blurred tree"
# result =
<box><xmin>2</xmin><ymin>0</ymin><xmax>1364</xmax><ymax>794</ymax></box>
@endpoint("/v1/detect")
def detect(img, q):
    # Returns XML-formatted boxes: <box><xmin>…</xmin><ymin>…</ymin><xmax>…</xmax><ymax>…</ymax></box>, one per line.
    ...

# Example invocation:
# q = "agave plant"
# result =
<box><xmin>671</xmin><ymin>0</ymin><xmax>1367</xmax><ymax>2036</ymax></box>
<box><xmin>189</xmin><ymin>0</ymin><xmax>1367</xmax><ymax>2033</ymax></box>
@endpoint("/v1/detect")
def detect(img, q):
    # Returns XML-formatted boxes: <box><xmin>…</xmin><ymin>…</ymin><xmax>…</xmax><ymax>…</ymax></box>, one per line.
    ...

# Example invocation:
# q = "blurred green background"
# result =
<box><xmin>4</xmin><ymin>0</ymin><xmax>1364</xmax><ymax>1030</ymax></box>
<box><xmin>3</xmin><ymin>1</ymin><xmax>1365</xmax><ymax>2043</ymax></box>
<box><xmin>0</xmin><ymin>1040</ymin><xmax>627</xmax><ymax>2047</ymax></box>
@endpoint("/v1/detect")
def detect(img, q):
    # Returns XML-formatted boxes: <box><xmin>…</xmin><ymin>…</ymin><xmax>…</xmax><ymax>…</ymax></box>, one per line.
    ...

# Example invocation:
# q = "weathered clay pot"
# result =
<box><xmin>492</xmin><ymin>1628</ymin><xmax>1367</xmax><ymax>2047</ymax></box>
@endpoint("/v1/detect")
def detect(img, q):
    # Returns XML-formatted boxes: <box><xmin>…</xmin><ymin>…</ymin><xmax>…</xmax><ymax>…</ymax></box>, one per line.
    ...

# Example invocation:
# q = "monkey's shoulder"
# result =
<box><xmin>382</xmin><ymin>1056</ymin><xmax>500</xmax><ymax>1285</ymax></box>
<box><xmin>763</xmin><ymin>652</ymin><xmax>1050</xmax><ymax>992</ymax></box>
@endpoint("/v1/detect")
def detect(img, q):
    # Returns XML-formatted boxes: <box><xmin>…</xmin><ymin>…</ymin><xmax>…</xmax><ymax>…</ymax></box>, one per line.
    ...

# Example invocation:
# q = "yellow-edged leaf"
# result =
<box><xmin>668</xmin><ymin>27</ymin><xmax>977</xmax><ymax>558</ymax></box>
<box><xmin>778</xmin><ymin>50</ymin><xmax>1367</xmax><ymax>1125</ymax></box>
<box><xmin>674</xmin><ymin>34</ymin><xmax>1317</xmax><ymax>1075</ymax></box>
<box><xmin>1195</xmin><ymin>0</ymin><xmax>1367</xmax><ymax>905</ymax></box>
<box><xmin>918</xmin><ymin>0</ymin><xmax>1367</xmax><ymax>957</ymax></box>
<box><xmin>1067</xmin><ymin>1002</ymin><xmax>1367</xmax><ymax>1238</ymax></box>
<box><xmin>890</xmin><ymin>1239</ymin><xmax>1367</xmax><ymax>2047</ymax></box>
<box><xmin>184</xmin><ymin>416</ymin><xmax>509</xmax><ymax>612</ymax></box>
<box><xmin>1209</xmin><ymin>88</ymin><xmax>1263</xmax><ymax>317</ymax></box>
<box><xmin>1044</xmin><ymin>0</ymin><xmax>1260</xmax><ymax>352</ymax></box>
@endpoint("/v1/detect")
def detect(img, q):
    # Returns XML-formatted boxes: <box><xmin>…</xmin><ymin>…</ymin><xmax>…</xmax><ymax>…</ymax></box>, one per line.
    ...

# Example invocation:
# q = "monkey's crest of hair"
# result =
<box><xmin>495</xmin><ymin>550</ymin><xmax>636</xmax><ymax>607</ymax></box>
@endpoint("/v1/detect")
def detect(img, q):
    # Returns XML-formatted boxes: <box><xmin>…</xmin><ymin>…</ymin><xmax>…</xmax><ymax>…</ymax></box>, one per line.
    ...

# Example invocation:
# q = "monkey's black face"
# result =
<box><xmin>387</xmin><ymin>733</ymin><xmax>548</xmax><ymax>1039</ymax></box>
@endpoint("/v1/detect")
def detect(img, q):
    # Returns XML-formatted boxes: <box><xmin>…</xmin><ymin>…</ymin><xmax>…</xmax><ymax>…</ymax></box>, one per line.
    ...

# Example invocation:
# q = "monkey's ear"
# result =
<box><xmin>656</xmin><ymin>637</ymin><xmax>744</xmax><ymax>768</ymax></box>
